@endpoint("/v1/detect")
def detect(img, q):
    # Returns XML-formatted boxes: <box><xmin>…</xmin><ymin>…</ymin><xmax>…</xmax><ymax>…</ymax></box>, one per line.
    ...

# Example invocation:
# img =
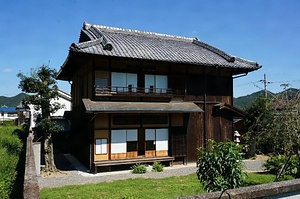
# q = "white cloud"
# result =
<box><xmin>2</xmin><ymin>68</ymin><xmax>13</xmax><ymax>73</ymax></box>
<box><xmin>191</xmin><ymin>30</ymin><xmax>198</xmax><ymax>34</ymax></box>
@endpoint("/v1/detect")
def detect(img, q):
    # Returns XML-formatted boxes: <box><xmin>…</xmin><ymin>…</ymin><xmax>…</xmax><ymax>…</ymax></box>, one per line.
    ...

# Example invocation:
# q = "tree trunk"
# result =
<box><xmin>44</xmin><ymin>132</ymin><xmax>57</xmax><ymax>172</ymax></box>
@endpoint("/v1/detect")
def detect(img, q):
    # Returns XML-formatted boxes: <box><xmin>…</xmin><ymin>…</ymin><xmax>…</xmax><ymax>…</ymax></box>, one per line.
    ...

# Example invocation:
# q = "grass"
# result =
<box><xmin>244</xmin><ymin>172</ymin><xmax>279</xmax><ymax>186</ymax></box>
<box><xmin>40</xmin><ymin>172</ymin><xmax>279</xmax><ymax>199</ymax></box>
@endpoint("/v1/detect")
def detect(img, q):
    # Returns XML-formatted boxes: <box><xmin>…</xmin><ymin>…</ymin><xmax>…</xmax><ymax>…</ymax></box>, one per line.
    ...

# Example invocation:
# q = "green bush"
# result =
<box><xmin>0</xmin><ymin>148</ymin><xmax>18</xmax><ymax>198</ymax></box>
<box><xmin>0</xmin><ymin>126</ymin><xmax>22</xmax><ymax>155</ymax></box>
<box><xmin>0</xmin><ymin>125</ymin><xmax>24</xmax><ymax>198</ymax></box>
<box><xmin>131</xmin><ymin>163</ymin><xmax>147</xmax><ymax>174</ymax></box>
<box><xmin>152</xmin><ymin>162</ymin><xmax>164</xmax><ymax>172</ymax></box>
<box><xmin>264</xmin><ymin>154</ymin><xmax>298</xmax><ymax>177</ymax></box>
<box><xmin>196</xmin><ymin>140</ymin><xmax>246</xmax><ymax>192</ymax></box>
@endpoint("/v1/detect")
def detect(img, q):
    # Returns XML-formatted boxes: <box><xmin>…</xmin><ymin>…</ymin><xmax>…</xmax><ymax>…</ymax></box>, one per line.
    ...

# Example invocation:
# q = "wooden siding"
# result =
<box><xmin>126</xmin><ymin>152</ymin><xmax>138</xmax><ymax>158</ymax></box>
<box><xmin>187</xmin><ymin>112</ymin><xmax>204</xmax><ymax>162</ymax></box>
<box><xmin>94</xmin><ymin>114</ymin><xmax>109</xmax><ymax>129</ymax></box>
<box><xmin>156</xmin><ymin>150</ymin><xmax>168</xmax><ymax>157</ymax></box>
<box><xmin>111</xmin><ymin>153</ymin><xmax>127</xmax><ymax>160</ymax></box>
<box><xmin>68</xmin><ymin>56</ymin><xmax>238</xmax><ymax>170</ymax></box>
<box><xmin>145</xmin><ymin>150</ymin><xmax>155</xmax><ymax>157</ymax></box>
<box><xmin>171</xmin><ymin>114</ymin><xmax>183</xmax><ymax>126</ymax></box>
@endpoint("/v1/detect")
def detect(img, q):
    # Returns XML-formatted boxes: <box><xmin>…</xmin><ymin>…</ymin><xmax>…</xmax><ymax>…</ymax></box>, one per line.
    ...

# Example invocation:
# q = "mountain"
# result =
<box><xmin>233</xmin><ymin>91</ymin><xmax>266</xmax><ymax>109</ymax></box>
<box><xmin>234</xmin><ymin>88</ymin><xmax>300</xmax><ymax>110</ymax></box>
<box><xmin>0</xmin><ymin>93</ymin><xmax>28</xmax><ymax>107</ymax></box>
<box><xmin>276</xmin><ymin>88</ymin><xmax>300</xmax><ymax>99</ymax></box>
<box><xmin>1</xmin><ymin>89</ymin><xmax>299</xmax><ymax>109</ymax></box>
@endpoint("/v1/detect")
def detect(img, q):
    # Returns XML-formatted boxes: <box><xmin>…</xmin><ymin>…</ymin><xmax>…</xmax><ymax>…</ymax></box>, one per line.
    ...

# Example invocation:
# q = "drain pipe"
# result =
<box><xmin>233</xmin><ymin>73</ymin><xmax>248</xmax><ymax>79</ymax></box>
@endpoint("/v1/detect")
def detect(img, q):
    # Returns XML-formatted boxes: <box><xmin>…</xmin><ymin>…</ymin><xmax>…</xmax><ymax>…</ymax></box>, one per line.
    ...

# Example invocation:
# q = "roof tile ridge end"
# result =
<box><xmin>70</xmin><ymin>39</ymin><xmax>101</xmax><ymax>50</ymax></box>
<box><xmin>192</xmin><ymin>39</ymin><xmax>235</xmax><ymax>63</ymax></box>
<box><xmin>82</xmin><ymin>22</ymin><xmax>113</xmax><ymax>51</ymax></box>
<box><xmin>83</xmin><ymin>22</ymin><xmax>92</xmax><ymax>30</ymax></box>
<box><xmin>235</xmin><ymin>57</ymin><xmax>261</xmax><ymax>68</ymax></box>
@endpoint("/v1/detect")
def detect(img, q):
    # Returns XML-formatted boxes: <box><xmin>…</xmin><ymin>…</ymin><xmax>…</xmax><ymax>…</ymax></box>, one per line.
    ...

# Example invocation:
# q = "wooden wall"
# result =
<box><xmin>69</xmin><ymin>56</ymin><xmax>236</xmax><ymax>166</ymax></box>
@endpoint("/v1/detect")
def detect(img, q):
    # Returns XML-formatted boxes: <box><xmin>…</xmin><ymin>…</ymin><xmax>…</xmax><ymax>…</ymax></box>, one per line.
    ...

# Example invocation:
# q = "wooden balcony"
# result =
<box><xmin>95</xmin><ymin>85</ymin><xmax>173</xmax><ymax>97</ymax></box>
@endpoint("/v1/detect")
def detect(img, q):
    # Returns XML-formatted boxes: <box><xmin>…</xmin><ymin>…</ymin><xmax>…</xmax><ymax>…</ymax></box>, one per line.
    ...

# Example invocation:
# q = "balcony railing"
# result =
<box><xmin>95</xmin><ymin>85</ymin><xmax>173</xmax><ymax>96</ymax></box>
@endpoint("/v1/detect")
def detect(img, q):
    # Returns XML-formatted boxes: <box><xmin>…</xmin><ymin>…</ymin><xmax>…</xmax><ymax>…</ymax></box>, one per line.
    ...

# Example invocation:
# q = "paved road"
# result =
<box><xmin>38</xmin><ymin>153</ymin><xmax>265</xmax><ymax>189</ymax></box>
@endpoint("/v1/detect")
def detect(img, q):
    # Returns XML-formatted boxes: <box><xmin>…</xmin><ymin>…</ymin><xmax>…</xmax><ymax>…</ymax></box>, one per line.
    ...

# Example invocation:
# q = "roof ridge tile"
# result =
<box><xmin>84</xmin><ymin>22</ymin><xmax>194</xmax><ymax>41</ymax></box>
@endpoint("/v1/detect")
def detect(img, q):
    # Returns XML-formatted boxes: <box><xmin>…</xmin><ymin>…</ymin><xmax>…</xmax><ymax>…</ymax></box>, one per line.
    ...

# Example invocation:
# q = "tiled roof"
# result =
<box><xmin>68</xmin><ymin>22</ymin><xmax>260</xmax><ymax>70</ymax></box>
<box><xmin>82</xmin><ymin>99</ymin><xmax>203</xmax><ymax>113</ymax></box>
<box><xmin>0</xmin><ymin>107</ymin><xmax>17</xmax><ymax>113</ymax></box>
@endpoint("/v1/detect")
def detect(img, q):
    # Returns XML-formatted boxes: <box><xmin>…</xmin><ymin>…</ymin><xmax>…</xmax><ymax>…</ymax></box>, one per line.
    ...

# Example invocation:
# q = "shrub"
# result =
<box><xmin>264</xmin><ymin>154</ymin><xmax>298</xmax><ymax>177</ymax></box>
<box><xmin>152</xmin><ymin>162</ymin><xmax>164</xmax><ymax>172</ymax></box>
<box><xmin>0</xmin><ymin>126</ymin><xmax>22</xmax><ymax>155</ymax></box>
<box><xmin>0</xmin><ymin>125</ymin><xmax>24</xmax><ymax>198</ymax></box>
<box><xmin>131</xmin><ymin>163</ymin><xmax>147</xmax><ymax>174</ymax></box>
<box><xmin>0</xmin><ymin>147</ymin><xmax>18</xmax><ymax>198</ymax></box>
<box><xmin>196</xmin><ymin>140</ymin><xmax>246</xmax><ymax>192</ymax></box>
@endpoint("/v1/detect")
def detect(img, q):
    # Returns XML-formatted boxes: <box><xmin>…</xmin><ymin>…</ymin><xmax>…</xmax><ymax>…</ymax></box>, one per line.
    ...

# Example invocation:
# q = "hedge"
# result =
<box><xmin>0</xmin><ymin>125</ymin><xmax>24</xmax><ymax>198</ymax></box>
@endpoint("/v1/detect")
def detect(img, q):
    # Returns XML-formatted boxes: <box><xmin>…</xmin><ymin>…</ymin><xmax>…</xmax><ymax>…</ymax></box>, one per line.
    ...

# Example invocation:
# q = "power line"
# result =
<box><xmin>259</xmin><ymin>74</ymin><xmax>272</xmax><ymax>97</ymax></box>
<box><xmin>235</xmin><ymin>79</ymin><xmax>300</xmax><ymax>87</ymax></box>
<box><xmin>252</xmin><ymin>82</ymin><xmax>276</xmax><ymax>98</ymax></box>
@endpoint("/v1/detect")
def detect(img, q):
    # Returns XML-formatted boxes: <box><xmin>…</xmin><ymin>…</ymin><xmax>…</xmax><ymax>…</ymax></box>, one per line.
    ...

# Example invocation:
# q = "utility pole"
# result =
<box><xmin>260</xmin><ymin>74</ymin><xmax>271</xmax><ymax>97</ymax></box>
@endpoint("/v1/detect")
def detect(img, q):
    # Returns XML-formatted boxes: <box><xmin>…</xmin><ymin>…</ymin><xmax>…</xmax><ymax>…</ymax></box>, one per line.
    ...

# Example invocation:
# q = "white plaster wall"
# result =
<box><xmin>29</xmin><ymin>90</ymin><xmax>71</xmax><ymax>130</ymax></box>
<box><xmin>0</xmin><ymin>112</ymin><xmax>18</xmax><ymax>121</ymax></box>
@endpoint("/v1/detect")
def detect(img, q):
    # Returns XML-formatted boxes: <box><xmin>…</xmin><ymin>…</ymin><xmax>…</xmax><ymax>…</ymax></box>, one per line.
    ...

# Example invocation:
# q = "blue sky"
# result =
<box><xmin>0</xmin><ymin>0</ymin><xmax>299</xmax><ymax>97</ymax></box>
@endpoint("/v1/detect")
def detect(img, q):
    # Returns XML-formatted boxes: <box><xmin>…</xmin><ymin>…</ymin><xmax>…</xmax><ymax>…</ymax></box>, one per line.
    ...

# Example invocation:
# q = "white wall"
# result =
<box><xmin>29</xmin><ymin>90</ymin><xmax>71</xmax><ymax>130</ymax></box>
<box><xmin>0</xmin><ymin>112</ymin><xmax>18</xmax><ymax>121</ymax></box>
<box><xmin>51</xmin><ymin>90</ymin><xmax>71</xmax><ymax>117</ymax></box>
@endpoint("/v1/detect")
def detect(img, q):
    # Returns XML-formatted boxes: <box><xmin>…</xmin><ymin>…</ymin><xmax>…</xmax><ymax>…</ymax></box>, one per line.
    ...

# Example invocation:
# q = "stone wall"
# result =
<box><xmin>23</xmin><ymin>135</ymin><xmax>40</xmax><ymax>199</ymax></box>
<box><xmin>181</xmin><ymin>178</ymin><xmax>300</xmax><ymax>199</ymax></box>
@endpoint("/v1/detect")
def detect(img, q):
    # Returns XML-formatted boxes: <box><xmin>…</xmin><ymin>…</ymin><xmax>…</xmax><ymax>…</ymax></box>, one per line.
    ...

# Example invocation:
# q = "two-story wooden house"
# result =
<box><xmin>57</xmin><ymin>22</ymin><xmax>260</xmax><ymax>172</ymax></box>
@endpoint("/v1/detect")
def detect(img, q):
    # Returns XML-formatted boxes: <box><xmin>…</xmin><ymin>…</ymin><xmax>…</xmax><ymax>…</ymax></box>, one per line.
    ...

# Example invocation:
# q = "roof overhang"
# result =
<box><xmin>214</xmin><ymin>103</ymin><xmax>247</xmax><ymax>118</ymax></box>
<box><xmin>82</xmin><ymin>99</ymin><xmax>203</xmax><ymax>113</ymax></box>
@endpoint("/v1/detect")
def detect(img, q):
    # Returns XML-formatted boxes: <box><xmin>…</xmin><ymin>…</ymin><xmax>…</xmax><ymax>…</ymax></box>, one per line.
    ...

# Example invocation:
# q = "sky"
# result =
<box><xmin>0</xmin><ymin>0</ymin><xmax>299</xmax><ymax>97</ymax></box>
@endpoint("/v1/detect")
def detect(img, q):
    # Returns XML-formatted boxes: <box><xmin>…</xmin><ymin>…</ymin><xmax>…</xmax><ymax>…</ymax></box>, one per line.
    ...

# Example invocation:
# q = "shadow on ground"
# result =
<box><xmin>54</xmin><ymin>153</ymin><xmax>76</xmax><ymax>171</ymax></box>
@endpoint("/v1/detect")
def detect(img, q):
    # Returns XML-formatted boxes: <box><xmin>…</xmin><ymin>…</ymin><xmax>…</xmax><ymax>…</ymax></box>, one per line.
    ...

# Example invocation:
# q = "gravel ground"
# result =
<box><xmin>38</xmin><ymin>153</ymin><xmax>265</xmax><ymax>189</ymax></box>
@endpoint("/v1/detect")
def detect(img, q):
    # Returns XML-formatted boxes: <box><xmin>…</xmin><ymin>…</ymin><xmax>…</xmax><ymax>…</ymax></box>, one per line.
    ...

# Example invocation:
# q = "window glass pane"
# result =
<box><xmin>95</xmin><ymin>139</ymin><xmax>107</xmax><ymax>154</ymax></box>
<box><xmin>101</xmin><ymin>139</ymin><xmax>107</xmax><ymax>154</ymax></box>
<box><xmin>111</xmin><ymin>130</ymin><xmax>126</xmax><ymax>153</ymax></box>
<box><xmin>111</xmin><ymin>72</ymin><xmax>126</xmax><ymax>91</ymax></box>
<box><xmin>95</xmin><ymin>71</ymin><xmax>109</xmax><ymax>91</ymax></box>
<box><xmin>145</xmin><ymin>129</ymin><xmax>155</xmax><ymax>140</ymax></box>
<box><xmin>127</xmin><ymin>129</ymin><xmax>138</xmax><ymax>141</ymax></box>
<box><xmin>156</xmin><ymin>75</ymin><xmax>168</xmax><ymax>93</ymax></box>
<box><xmin>95</xmin><ymin>139</ymin><xmax>101</xmax><ymax>154</ymax></box>
<box><xmin>145</xmin><ymin>75</ymin><xmax>154</xmax><ymax>93</ymax></box>
<box><xmin>127</xmin><ymin>141</ymin><xmax>137</xmax><ymax>152</ymax></box>
<box><xmin>95</xmin><ymin>70</ymin><xmax>109</xmax><ymax>86</ymax></box>
<box><xmin>156</xmin><ymin>129</ymin><xmax>168</xmax><ymax>150</ymax></box>
<box><xmin>126</xmin><ymin>73</ymin><xmax>137</xmax><ymax>90</ymax></box>
<box><xmin>146</xmin><ymin>140</ymin><xmax>155</xmax><ymax>150</ymax></box>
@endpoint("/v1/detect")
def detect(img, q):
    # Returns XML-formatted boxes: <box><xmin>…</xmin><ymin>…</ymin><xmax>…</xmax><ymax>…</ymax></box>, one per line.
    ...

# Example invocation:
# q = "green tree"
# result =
<box><xmin>196</xmin><ymin>140</ymin><xmax>246</xmax><ymax>192</ymax></box>
<box><xmin>18</xmin><ymin>65</ymin><xmax>62</xmax><ymax>172</ymax></box>
<box><xmin>244</xmin><ymin>88</ymin><xmax>300</xmax><ymax>179</ymax></box>
<box><xmin>243</xmin><ymin>95</ymin><xmax>276</xmax><ymax>154</ymax></box>
<box><xmin>271</xmin><ymin>90</ymin><xmax>300</xmax><ymax>178</ymax></box>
